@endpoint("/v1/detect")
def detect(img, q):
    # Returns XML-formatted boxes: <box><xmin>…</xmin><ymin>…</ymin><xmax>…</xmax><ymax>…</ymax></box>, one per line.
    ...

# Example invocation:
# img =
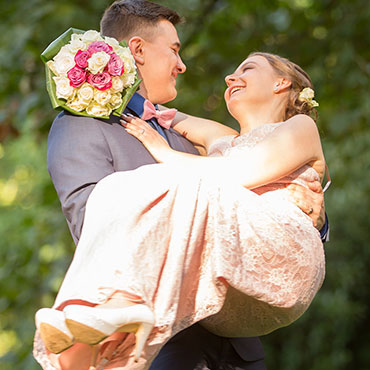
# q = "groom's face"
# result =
<box><xmin>138</xmin><ymin>20</ymin><xmax>186</xmax><ymax>104</ymax></box>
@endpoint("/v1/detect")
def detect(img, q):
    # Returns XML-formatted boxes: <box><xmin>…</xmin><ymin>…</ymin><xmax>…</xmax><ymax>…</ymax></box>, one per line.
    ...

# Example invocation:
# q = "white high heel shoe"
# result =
<box><xmin>63</xmin><ymin>304</ymin><xmax>155</xmax><ymax>361</ymax></box>
<box><xmin>35</xmin><ymin>308</ymin><xmax>74</xmax><ymax>354</ymax></box>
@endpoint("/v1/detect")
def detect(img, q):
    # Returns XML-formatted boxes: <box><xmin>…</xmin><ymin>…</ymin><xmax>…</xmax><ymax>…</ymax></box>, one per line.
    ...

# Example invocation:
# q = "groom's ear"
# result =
<box><xmin>273</xmin><ymin>78</ymin><xmax>292</xmax><ymax>93</ymax></box>
<box><xmin>128</xmin><ymin>36</ymin><xmax>145</xmax><ymax>65</ymax></box>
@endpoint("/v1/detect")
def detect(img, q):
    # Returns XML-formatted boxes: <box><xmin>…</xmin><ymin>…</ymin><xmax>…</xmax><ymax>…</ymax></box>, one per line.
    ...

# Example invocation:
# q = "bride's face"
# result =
<box><xmin>224</xmin><ymin>55</ymin><xmax>280</xmax><ymax>119</ymax></box>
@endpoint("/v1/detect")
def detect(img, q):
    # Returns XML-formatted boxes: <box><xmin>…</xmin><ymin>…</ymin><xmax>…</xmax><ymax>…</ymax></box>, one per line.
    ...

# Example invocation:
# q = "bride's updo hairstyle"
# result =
<box><xmin>249</xmin><ymin>52</ymin><xmax>318</xmax><ymax>122</ymax></box>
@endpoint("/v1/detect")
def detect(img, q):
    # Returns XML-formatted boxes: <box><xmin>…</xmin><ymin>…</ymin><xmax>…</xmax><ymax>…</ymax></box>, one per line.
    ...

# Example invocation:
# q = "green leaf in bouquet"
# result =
<box><xmin>40</xmin><ymin>27</ymin><xmax>85</xmax><ymax>63</ymax></box>
<box><xmin>45</xmin><ymin>64</ymin><xmax>61</xmax><ymax>110</ymax></box>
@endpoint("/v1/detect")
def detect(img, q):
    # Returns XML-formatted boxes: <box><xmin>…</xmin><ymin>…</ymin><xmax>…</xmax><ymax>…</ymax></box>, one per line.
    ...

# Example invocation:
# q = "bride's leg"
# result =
<box><xmin>58</xmin><ymin>343</ymin><xmax>95</xmax><ymax>370</ymax></box>
<box><xmin>56</xmin><ymin>169</ymin><xmax>207</xmax><ymax>362</ymax></box>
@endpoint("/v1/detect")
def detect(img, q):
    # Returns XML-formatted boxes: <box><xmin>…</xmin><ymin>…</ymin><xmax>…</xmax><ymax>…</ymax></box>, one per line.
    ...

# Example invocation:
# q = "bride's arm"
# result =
<box><xmin>121</xmin><ymin>114</ymin><xmax>324</xmax><ymax>189</ymax></box>
<box><xmin>158</xmin><ymin>105</ymin><xmax>238</xmax><ymax>152</ymax></box>
<box><xmin>233</xmin><ymin>115</ymin><xmax>325</xmax><ymax>188</ymax></box>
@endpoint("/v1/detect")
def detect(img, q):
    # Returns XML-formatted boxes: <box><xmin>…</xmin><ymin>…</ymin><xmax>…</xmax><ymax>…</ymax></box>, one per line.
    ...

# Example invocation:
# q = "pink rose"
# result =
<box><xmin>67</xmin><ymin>66</ymin><xmax>87</xmax><ymax>88</ymax></box>
<box><xmin>107</xmin><ymin>52</ymin><xmax>124</xmax><ymax>76</ymax></box>
<box><xmin>74</xmin><ymin>50</ymin><xmax>90</xmax><ymax>69</ymax></box>
<box><xmin>88</xmin><ymin>72</ymin><xmax>112</xmax><ymax>91</ymax></box>
<box><xmin>87</xmin><ymin>41</ymin><xmax>113</xmax><ymax>55</ymax></box>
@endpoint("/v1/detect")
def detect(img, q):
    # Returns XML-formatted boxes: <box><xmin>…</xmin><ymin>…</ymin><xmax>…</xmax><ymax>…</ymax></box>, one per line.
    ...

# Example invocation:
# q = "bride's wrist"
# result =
<box><xmin>155</xmin><ymin>147</ymin><xmax>181</xmax><ymax>163</ymax></box>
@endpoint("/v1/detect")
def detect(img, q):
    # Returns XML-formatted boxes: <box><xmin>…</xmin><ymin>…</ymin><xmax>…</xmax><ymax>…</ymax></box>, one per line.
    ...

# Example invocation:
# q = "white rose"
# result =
<box><xmin>121</xmin><ymin>72</ymin><xmax>136</xmax><ymax>88</ymax></box>
<box><xmin>86</xmin><ymin>101</ymin><xmax>111</xmax><ymax>117</ymax></box>
<box><xmin>116</xmin><ymin>47</ymin><xmax>136</xmax><ymax>73</ymax></box>
<box><xmin>109</xmin><ymin>93</ymin><xmax>123</xmax><ymax>110</ymax></box>
<box><xmin>53</xmin><ymin>76</ymin><xmax>75</xmax><ymax>100</ymax></box>
<box><xmin>124</xmin><ymin>58</ymin><xmax>136</xmax><ymax>74</ymax></box>
<box><xmin>94</xmin><ymin>89</ymin><xmax>111</xmax><ymax>106</ymax></box>
<box><xmin>298</xmin><ymin>87</ymin><xmax>319</xmax><ymax>107</ymax></box>
<box><xmin>82</xmin><ymin>30</ymin><xmax>103</xmax><ymax>43</ymax></box>
<box><xmin>110</xmin><ymin>76</ymin><xmax>124</xmax><ymax>93</ymax></box>
<box><xmin>71</xmin><ymin>33</ymin><xmax>83</xmax><ymax>41</ymax></box>
<box><xmin>58</xmin><ymin>45</ymin><xmax>73</xmax><ymax>56</ymax></box>
<box><xmin>87</xmin><ymin>51</ymin><xmax>111</xmax><ymax>74</ymax></box>
<box><xmin>77</xmin><ymin>83</ymin><xmax>94</xmax><ymax>104</ymax></box>
<box><xmin>68</xmin><ymin>37</ymin><xmax>86</xmax><ymax>54</ymax></box>
<box><xmin>104</xmin><ymin>36</ymin><xmax>120</xmax><ymax>50</ymax></box>
<box><xmin>116</xmin><ymin>46</ymin><xmax>132</xmax><ymax>60</ymax></box>
<box><xmin>46</xmin><ymin>61</ymin><xmax>58</xmax><ymax>76</ymax></box>
<box><xmin>299</xmin><ymin>87</ymin><xmax>314</xmax><ymax>101</ymax></box>
<box><xmin>53</xmin><ymin>51</ymin><xmax>75</xmax><ymax>76</ymax></box>
<box><xmin>66</xmin><ymin>98</ymin><xmax>89</xmax><ymax>112</ymax></box>
<box><xmin>125</xmin><ymin>56</ymin><xmax>137</xmax><ymax>73</ymax></box>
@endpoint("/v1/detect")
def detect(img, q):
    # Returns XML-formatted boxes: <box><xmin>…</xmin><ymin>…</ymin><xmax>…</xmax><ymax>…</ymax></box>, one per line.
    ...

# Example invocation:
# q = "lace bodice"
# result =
<box><xmin>208</xmin><ymin>122</ymin><xmax>320</xmax><ymax>194</ymax></box>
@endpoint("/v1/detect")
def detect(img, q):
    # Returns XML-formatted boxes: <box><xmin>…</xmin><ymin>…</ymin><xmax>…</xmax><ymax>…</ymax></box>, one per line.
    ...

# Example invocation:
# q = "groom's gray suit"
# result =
<box><xmin>47</xmin><ymin>92</ymin><xmax>266</xmax><ymax>369</ymax></box>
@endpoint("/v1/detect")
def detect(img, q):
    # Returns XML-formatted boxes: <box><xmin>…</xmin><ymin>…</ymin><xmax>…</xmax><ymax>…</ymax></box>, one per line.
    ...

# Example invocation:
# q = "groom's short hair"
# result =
<box><xmin>100</xmin><ymin>0</ymin><xmax>182</xmax><ymax>42</ymax></box>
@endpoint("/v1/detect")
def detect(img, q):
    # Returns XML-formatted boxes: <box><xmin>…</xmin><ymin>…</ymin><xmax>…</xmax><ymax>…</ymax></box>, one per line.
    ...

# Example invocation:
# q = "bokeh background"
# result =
<box><xmin>0</xmin><ymin>0</ymin><xmax>369</xmax><ymax>369</ymax></box>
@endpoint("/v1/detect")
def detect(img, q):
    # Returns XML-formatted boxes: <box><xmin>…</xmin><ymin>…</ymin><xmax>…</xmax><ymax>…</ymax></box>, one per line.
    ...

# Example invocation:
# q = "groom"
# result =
<box><xmin>47</xmin><ymin>1</ymin><xmax>328</xmax><ymax>369</ymax></box>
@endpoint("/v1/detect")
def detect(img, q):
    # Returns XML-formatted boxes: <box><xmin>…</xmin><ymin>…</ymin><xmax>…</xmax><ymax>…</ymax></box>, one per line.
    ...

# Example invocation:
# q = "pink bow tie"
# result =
<box><xmin>141</xmin><ymin>100</ymin><xmax>177</xmax><ymax>129</ymax></box>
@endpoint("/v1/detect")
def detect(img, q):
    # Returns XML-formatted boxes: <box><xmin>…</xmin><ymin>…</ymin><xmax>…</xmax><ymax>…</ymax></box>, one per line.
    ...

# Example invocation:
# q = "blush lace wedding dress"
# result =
<box><xmin>34</xmin><ymin>122</ymin><xmax>325</xmax><ymax>369</ymax></box>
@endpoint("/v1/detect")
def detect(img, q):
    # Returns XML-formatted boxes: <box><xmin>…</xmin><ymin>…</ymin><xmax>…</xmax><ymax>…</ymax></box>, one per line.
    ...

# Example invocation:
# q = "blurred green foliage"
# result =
<box><xmin>0</xmin><ymin>0</ymin><xmax>369</xmax><ymax>369</ymax></box>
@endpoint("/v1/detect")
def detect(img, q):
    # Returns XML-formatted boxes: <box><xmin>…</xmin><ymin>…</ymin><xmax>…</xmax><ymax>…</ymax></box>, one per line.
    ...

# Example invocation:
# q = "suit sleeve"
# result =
<box><xmin>47</xmin><ymin>113</ymin><xmax>114</xmax><ymax>245</ymax></box>
<box><xmin>320</xmin><ymin>213</ymin><xmax>330</xmax><ymax>243</ymax></box>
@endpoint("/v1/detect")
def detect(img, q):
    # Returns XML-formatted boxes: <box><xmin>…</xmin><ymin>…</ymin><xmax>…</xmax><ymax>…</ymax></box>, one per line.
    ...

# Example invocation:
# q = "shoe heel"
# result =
<box><xmin>39</xmin><ymin>322</ymin><xmax>74</xmax><ymax>354</ymax></box>
<box><xmin>134</xmin><ymin>322</ymin><xmax>153</xmax><ymax>362</ymax></box>
<box><xmin>35</xmin><ymin>308</ymin><xmax>74</xmax><ymax>354</ymax></box>
<box><xmin>63</xmin><ymin>303</ymin><xmax>154</xmax><ymax>356</ymax></box>
<box><xmin>65</xmin><ymin>318</ymin><xmax>108</xmax><ymax>345</ymax></box>
<box><xmin>88</xmin><ymin>344</ymin><xmax>99</xmax><ymax>370</ymax></box>
<box><xmin>64</xmin><ymin>305</ymin><xmax>113</xmax><ymax>345</ymax></box>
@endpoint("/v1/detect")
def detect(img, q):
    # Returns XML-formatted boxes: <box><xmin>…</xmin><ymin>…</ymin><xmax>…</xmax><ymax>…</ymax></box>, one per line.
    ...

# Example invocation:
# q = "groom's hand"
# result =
<box><xmin>287</xmin><ymin>180</ymin><xmax>325</xmax><ymax>229</ymax></box>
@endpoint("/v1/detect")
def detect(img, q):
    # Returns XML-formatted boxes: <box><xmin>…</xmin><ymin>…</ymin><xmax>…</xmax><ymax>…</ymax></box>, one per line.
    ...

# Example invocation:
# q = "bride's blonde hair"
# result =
<box><xmin>249</xmin><ymin>52</ymin><xmax>318</xmax><ymax>121</ymax></box>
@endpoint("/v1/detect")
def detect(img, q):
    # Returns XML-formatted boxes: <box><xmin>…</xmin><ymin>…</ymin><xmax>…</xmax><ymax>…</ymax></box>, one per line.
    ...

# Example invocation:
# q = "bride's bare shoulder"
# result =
<box><xmin>285</xmin><ymin>114</ymin><xmax>318</xmax><ymax>131</ymax></box>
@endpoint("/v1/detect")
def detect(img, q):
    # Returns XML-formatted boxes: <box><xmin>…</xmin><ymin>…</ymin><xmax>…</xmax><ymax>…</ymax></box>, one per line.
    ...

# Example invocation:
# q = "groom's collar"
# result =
<box><xmin>127</xmin><ymin>92</ymin><xmax>158</xmax><ymax>118</ymax></box>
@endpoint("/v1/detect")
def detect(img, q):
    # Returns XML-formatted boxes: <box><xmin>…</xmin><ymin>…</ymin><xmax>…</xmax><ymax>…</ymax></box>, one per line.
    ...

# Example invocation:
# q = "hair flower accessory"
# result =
<box><xmin>298</xmin><ymin>87</ymin><xmax>319</xmax><ymax>108</ymax></box>
<box><xmin>41</xmin><ymin>28</ymin><xmax>141</xmax><ymax>119</ymax></box>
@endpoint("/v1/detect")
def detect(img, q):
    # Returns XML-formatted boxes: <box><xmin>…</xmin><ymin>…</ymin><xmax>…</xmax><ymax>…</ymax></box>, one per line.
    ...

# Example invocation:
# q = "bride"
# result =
<box><xmin>34</xmin><ymin>52</ymin><xmax>327</xmax><ymax>370</ymax></box>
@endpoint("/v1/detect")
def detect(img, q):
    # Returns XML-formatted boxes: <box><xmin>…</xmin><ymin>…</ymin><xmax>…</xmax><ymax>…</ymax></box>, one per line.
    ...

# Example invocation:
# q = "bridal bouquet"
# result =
<box><xmin>41</xmin><ymin>28</ymin><xmax>141</xmax><ymax>118</ymax></box>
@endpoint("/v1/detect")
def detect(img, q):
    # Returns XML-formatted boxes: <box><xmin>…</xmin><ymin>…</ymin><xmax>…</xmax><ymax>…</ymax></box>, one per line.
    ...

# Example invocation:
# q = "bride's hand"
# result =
<box><xmin>121</xmin><ymin>114</ymin><xmax>173</xmax><ymax>162</ymax></box>
<box><xmin>287</xmin><ymin>181</ymin><xmax>324</xmax><ymax>229</ymax></box>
